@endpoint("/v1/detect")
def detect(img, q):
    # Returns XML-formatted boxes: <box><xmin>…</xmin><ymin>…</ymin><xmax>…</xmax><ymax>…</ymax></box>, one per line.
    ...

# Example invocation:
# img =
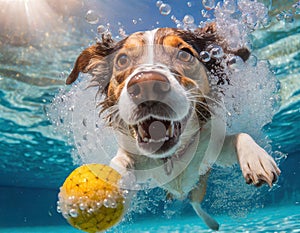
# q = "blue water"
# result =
<box><xmin>1</xmin><ymin>205</ymin><xmax>300</xmax><ymax>232</ymax></box>
<box><xmin>0</xmin><ymin>0</ymin><xmax>300</xmax><ymax>232</ymax></box>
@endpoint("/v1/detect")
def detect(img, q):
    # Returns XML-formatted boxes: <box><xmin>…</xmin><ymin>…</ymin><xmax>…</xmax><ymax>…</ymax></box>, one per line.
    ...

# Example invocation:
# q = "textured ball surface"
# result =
<box><xmin>57</xmin><ymin>164</ymin><xmax>125</xmax><ymax>233</ymax></box>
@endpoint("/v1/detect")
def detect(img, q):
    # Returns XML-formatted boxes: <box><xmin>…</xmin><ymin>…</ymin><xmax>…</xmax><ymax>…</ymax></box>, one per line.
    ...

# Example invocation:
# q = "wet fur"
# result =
<box><xmin>66</xmin><ymin>23</ymin><xmax>280</xmax><ymax>230</ymax></box>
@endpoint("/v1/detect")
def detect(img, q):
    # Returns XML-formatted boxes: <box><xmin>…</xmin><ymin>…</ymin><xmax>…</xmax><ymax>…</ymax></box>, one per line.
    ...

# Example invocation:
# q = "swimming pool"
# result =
<box><xmin>0</xmin><ymin>0</ymin><xmax>299</xmax><ymax>232</ymax></box>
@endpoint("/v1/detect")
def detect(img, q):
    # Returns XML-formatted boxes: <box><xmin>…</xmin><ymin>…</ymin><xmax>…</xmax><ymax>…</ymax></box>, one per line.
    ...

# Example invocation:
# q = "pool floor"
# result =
<box><xmin>1</xmin><ymin>204</ymin><xmax>299</xmax><ymax>233</ymax></box>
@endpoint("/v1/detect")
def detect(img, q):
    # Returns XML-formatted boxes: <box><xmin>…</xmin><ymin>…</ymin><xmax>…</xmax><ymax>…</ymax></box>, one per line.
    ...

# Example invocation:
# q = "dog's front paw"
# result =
<box><xmin>236</xmin><ymin>133</ymin><xmax>281</xmax><ymax>187</ymax></box>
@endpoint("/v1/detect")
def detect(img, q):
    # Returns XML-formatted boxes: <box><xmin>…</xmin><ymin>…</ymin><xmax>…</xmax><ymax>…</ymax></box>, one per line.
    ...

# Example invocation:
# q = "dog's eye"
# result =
<box><xmin>116</xmin><ymin>54</ymin><xmax>130</xmax><ymax>69</ymax></box>
<box><xmin>177</xmin><ymin>49</ymin><xmax>194</xmax><ymax>62</ymax></box>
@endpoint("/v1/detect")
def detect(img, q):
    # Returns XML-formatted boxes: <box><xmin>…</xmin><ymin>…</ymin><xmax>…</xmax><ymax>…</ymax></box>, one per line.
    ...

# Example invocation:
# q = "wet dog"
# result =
<box><xmin>66</xmin><ymin>23</ymin><xmax>281</xmax><ymax>230</ymax></box>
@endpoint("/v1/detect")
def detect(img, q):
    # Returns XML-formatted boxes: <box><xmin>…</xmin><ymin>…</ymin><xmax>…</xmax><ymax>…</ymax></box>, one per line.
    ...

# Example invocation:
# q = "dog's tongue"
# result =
<box><xmin>140</xmin><ymin>118</ymin><xmax>170</xmax><ymax>141</ymax></box>
<box><xmin>148</xmin><ymin>120</ymin><xmax>167</xmax><ymax>140</ymax></box>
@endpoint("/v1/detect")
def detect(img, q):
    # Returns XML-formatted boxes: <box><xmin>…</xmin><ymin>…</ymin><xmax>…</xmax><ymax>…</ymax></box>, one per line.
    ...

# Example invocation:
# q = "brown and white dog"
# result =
<box><xmin>66</xmin><ymin>23</ymin><xmax>281</xmax><ymax>230</ymax></box>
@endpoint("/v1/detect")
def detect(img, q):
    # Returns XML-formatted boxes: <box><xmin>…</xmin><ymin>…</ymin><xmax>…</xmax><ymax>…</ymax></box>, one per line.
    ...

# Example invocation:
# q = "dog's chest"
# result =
<box><xmin>134</xmin><ymin>135</ymin><xmax>209</xmax><ymax>199</ymax></box>
<box><xmin>133</xmin><ymin>125</ymin><xmax>213</xmax><ymax>199</ymax></box>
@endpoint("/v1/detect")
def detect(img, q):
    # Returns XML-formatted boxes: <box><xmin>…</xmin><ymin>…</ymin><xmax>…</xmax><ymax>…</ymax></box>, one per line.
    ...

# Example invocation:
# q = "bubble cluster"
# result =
<box><xmin>118</xmin><ymin>27</ymin><xmax>127</xmax><ymax>38</ymax></box>
<box><xmin>294</xmin><ymin>1</ymin><xmax>300</xmax><ymax>14</ymax></box>
<box><xmin>182</xmin><ymin>14</ymin><xmax>197</xmax><ymax>31</ymax></box>
<box><xmin>213</xmin><ymin>0</ymin><xmax>270</xmax><ymax>50</ymax></box>
<box><xmin>276</xmin><ymin>10</ymin><xmax>294</xmax><ymax>23</ymax></box>
<box><xmin>275</xmin><ymin>1</ymin><xmax>300</xmax><ymax>23</ymax></box>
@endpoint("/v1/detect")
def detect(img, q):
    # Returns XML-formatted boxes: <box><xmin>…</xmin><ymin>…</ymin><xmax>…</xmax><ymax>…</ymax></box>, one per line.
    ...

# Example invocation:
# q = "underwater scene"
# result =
<box><xmin>0</xmin><ymin>0</ymin><xmax>300</xmax><ymax>232</ymax></box>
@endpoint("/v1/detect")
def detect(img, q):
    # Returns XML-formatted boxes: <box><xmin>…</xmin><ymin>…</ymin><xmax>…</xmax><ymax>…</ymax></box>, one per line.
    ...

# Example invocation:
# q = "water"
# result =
<box><xmin>1</xmin><ymin>205</ymin><xmax>300</xmax><ymax>232</ymax></box>
<box><xmin>0</xmin><ymin>0</ymin><xmax>299</xmax><ymax>232</ymax></box>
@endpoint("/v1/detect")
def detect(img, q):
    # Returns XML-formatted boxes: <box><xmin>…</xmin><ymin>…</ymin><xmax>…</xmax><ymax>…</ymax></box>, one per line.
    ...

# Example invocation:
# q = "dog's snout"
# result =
<box><xmin>127</xmin><ymin>72</ymin><xmax>170</xmax><ymax>103</ymax></box>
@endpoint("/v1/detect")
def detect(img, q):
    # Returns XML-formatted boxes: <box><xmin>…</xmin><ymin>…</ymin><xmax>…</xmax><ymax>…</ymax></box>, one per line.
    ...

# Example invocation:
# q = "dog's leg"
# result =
<box><xmin>235</xmin><ymin>133</ymin><xmax>281</xmax><ymax>187</ymax></box>
<box><xmin>189</xmin><ymin>170</ymin><xmax>220</xmax><ymax>231</ymax></box>
<box><xmin>217</xmin><ymin>133</ymin><xmax>281</xmax><ymax>187</ymax></box>
<box><xmin>109</xmin><ymin>148</ymin><xmax>137</xmax><ymax>190</ymax></box>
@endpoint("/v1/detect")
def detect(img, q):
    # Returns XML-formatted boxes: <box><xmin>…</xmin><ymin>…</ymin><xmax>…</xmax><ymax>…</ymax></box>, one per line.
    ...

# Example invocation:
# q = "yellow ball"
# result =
<box><xmin>58</xmin><ymin>164</ymin><xmax>125</xmax><ymax>233</ymax></box>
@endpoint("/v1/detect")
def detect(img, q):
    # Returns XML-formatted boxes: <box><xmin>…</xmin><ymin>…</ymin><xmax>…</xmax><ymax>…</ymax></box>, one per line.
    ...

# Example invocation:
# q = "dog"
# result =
<box><xmin>65</xmin><ymin>23</ymin><xmax>281</xmax><ymax>230</ymax></box>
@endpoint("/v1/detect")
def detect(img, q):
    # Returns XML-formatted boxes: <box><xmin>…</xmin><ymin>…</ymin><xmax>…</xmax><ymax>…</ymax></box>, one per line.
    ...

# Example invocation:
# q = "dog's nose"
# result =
<box><xmin>127</xmin><ymin>72</ymin><xmax>170</xmax><ymax>103</ymax></box>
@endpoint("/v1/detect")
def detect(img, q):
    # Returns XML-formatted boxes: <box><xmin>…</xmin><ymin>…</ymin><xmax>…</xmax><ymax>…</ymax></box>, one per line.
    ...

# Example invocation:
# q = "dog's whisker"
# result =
<box><xmin>187</xmin><ymin>97</ymin><xmax>214</xmax><ymax>115</ymax></box>
<box><xmin>191</xmin><ymin>105</ymin><xmax>210</xmax><ymax>122</ymax></box>
<box><xmin>186</xmin><ymin>92</ymin><xmax>228</xmax><ymax>114</ymax></box>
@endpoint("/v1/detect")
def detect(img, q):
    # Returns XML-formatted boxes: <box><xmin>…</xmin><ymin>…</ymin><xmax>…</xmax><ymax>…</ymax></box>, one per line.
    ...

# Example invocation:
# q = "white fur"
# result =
<box><xmin>118</xmin><ymin>64</ymin><xmax>190</xmax><ymax>125</ymax></box>
<box><xmin>109</xmin><ymin>29</ymin><xmax>280</xmax><ymax>230</ymax></box>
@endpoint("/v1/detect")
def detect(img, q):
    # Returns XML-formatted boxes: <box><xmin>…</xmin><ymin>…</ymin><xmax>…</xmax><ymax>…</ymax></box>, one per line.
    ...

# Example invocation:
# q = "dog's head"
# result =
<box><xmin>66</xmin><ymin>23</ymin><xmax>249</xmax><ymax>159</ymax></box>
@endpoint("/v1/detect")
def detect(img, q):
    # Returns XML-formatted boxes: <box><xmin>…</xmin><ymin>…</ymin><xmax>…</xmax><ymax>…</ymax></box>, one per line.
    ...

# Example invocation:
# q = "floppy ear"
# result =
<box><xmin>66</xmin><ymin>35</ymin><xmax>116</xmax><ymax>85</ymax></box>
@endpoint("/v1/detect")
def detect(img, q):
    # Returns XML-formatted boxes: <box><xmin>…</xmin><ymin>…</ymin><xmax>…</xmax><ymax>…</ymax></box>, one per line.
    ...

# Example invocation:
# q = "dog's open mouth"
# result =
<box><xmin>132</xmin><ymin>117</ymin><xmax>181</xmax><ymax>155</ymax></box>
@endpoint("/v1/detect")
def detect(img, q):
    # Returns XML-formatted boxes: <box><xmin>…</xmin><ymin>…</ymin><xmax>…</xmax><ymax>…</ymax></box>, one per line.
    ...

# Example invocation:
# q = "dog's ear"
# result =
<box><xmin>66</xmin><ymin>35</ymin><xmax>115</xmax><ymax>85</ymax></box>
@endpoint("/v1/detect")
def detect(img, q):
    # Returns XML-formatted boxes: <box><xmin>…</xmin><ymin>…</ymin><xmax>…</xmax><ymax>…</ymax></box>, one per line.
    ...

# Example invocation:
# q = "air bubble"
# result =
<box><xmin>103</xmin><ymin>197</ymin><xmax>117</xmax><ymax>208</ymax></box>
<box><xmin>201</xmin><ymin>9</ymin><xmax>210</xmax><ymax>18</ymax></box>
<box><xmin>247</xmin><ymin>55</ymin><xmax>258</xmax><ymax>67</ymax></box>
<box><xmin>122</xmin><ymin>189</ymin><xmax>130</xmax><ymax>199</ymax></box>
<box><xmin>202</xmin><ymin>0</ymin><xmax>215</xmax><ymax>10</ymax></box>
<box><xmin>293</xmin><ymin>2</ymin><xmax>300</xmax><ymax>14</ymax></box>
<box><xmin>132</xmin><ymin>19</ymin><xmax>137</xmax><ymax>24</ymax></box>
<box><xmin>85</xmin><ymin>10</ymin><xmax>99</xmax><ymax>24</ymax></box>
<box><xmin>59</xmin><ymin>72</ymin><xmax>66</xmax><ymax>79</ymax></box>
<box><xmin>156</xmin><ymin>0</ymin><xmax>163</xmax><ymax>7</ymax></box>
<box><xmin>284</xmin><ymin>11</ymin><xmax>294</xmax><ymax>23</ymax></box>
<box><xmin>275</xmin><ymin>12</ymin><xmax>285</xmax><ymax>21</ymax></box>
<box><xmin>79</xmin><ymin>202</ymin><xmax>87</xmax><ymax>210</ymax></box>
<box><xmin>56</xmin><ymin>205</ymin><xmax>61</xmax><ymax>213</ymax></box>
<box><xmin>97</xmin><ymin>25</ymin><xmax>106</xmax><ymax>34</ymax></box>
<box><xmin>159</xmin><ymin>3</ymin><xmax>172</xmax><ymax>16</ymax></box>
<box><xmin>210</xmin><ymin>45</ymin><xmax>224</xmax><ymax>59</ymax></box>
<box><xmin>183</xmin><ymin>14</ymin><xmax>194</xmax><ymax>24</ymax></box>
<box><xmin>87</xmin><ymin>208</ymin><xmax>94</xmax><ymax>214</ymax></box>
<box><xmin>199</xmin><ymin>51</ymin><xmax>211</xmax><ymax>62</ymax></box>
<box><xmin>69</xmin><ymin>209</ymin><xmax>78</xmax><ymax>218</ymax></box>
<box><xmin>176</xmin><ymin>22</ymin><xmax>184</xmax><ymax>29</ymax></box>
<box><xmin>118</xmin><ymin>28</ymin><xmax>127</xmax><ymax>38</ymax></box>
<box><xmin>223</xmin><ymin>0</ymin><xmax>236</xmax><ymax>14</ymax></box>
<box><xmin>227</xmin><ymin>56</ymin><xmax>245</xmax><ymax>71</ymax></box>
<box><xmin>68</xmin><ymin>195</ymin><xmax>75</xmax><ymax>202</ymax></box>
<box><xmin>96</xmin><ymin>202</ymin><xmax>102</xmax><ymax>207</ymax></box>
<box><xmin>187</xmin><ymin>1</ymin><xmax>192</xmax><ymax>7</ymax></box>
<box><xmin>170</xmin><ymin>15</ymin><xmax>177</xmax><ymax>22</ymax></box>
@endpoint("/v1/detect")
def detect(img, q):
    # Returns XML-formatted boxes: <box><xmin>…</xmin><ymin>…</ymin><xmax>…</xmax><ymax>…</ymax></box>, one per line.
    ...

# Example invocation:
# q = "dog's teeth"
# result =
<box><xmin>149</xmin><ymin>137</ymin><xmax>169</xmax><ymax>143</ymax></box>
<box><xmin>143</xmin><ymin>137</ymin><xmax>149</xmax><ymax>142</ymax></box>
<box><xmin>138</xmin><ymin>124</ymin><xmax>146</xmax><ymax>138</ymax></box>
<box><xmin>167</xmin><ymin>122</ymin><xmax>174</xmax><ymax>137</ymax></box>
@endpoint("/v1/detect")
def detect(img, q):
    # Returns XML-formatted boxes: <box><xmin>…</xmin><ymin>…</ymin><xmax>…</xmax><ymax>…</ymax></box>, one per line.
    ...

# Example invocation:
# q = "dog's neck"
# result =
<box><xmin>162</xmin><ymin>129</ymin><xmax>200</xmax><ymax>175</ymax></box>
